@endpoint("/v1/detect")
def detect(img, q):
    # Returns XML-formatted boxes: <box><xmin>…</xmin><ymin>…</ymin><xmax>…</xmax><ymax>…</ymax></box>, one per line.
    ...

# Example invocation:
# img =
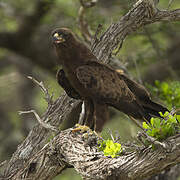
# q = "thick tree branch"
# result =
<box><xmin>3</xmin><ymin>93</ymin><xmax>81</xmax><ymax>178</ymax></box>
<box><xmin>4</xmin><ymin>128</ymin><xmax>180</xmax><ymax>179</ymax></box>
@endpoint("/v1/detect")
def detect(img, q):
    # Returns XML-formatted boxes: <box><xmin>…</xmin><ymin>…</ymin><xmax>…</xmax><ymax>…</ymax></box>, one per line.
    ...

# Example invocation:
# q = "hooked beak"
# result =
<box><xmin>53</xmin><ymin>33</ymin><xmax>65</xmax><ymax>44</ymax></box>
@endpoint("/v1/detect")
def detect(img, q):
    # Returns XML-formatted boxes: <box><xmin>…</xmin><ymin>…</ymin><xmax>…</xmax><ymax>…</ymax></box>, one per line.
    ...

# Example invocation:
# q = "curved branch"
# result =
<box><xmin>4</xmin><ymin>128</ymin><xmax>180</xmax><ymax>179</ymax></box>
<box><xmin>153</xmin><ymin>8</ymin><xmax>180</xmax><ymax>22</ymax></box>
<box><xmin>78</xmin><ymin>0</ymin><xmax>98</xmax><ymax>43</ymax></box>
<box><xmin>91</xmin><ymin>0</ymin><xmax>180</xmax><ymax>63</ymax></box>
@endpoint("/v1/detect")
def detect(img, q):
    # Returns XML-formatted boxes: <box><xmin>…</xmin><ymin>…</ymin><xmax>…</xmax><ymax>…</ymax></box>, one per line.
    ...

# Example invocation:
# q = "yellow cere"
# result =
<box><xmin>54</xmin><ymin>33</ymin><xmax>59</xmax><ymax>38</ymax></box>
<box><xmin>53</xmin><ymin>33</ymin><xmax>65</xmax><ymax>42</ymax></box>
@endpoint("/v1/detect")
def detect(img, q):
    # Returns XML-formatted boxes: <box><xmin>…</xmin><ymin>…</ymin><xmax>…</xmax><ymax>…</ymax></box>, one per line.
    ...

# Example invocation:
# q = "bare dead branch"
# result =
<box><xmin>78</xmin><ymin>0</ymin><xmax>98</xmax><ymax>43</ymax></box>
<box><xmin>129</xmin><ymin>116</ymin><xmax>144</xmax><ymax>131</ymax></box>
<box><xmin>27</xmin><ymin>76</ymin><xmax>54</xmax><ymax>104</ymax></box>
<box><xmin>18</xmin><ymin>110</ymin><xmax>58</xmax><ymax>132</ymax></box>
<box><xmin>167</xmin><ymin>0</ymin><xmax>175</xmax><ymax>10</ymax></box>
<box><xmin>0</xmin><ymin>160</ymin><xmax>7</xmax><ymax>168</ymax></box>
<box><xmin>91</xmin><ymin>23</ymin><xmax>103</xmax><ymax>51</ymax></box>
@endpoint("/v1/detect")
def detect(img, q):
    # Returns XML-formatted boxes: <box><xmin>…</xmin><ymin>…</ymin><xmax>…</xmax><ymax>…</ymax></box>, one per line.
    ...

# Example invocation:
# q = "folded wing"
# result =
<box><xmin>76</xmin><ymin>61</ymin><xmax>135</xmax><ymax>104</ymax></box>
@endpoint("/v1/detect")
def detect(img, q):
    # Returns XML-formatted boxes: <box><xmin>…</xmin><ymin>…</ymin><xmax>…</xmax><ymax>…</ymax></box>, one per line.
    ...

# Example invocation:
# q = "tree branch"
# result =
<box><xmin>4</xmin><ymin>128</ymin><xmax>180</xmax><ymax>179</ymax></box>
<box><xmin>78</xmin><ymin>0</ymin><xmax>98</xmax><ymax>43</ymax></box>
<box><xmin>3</xmin><ymin>93</ymin><xmax>82</xmax><ymax>178</ymax></box>
<box><xmin>91</xmin><ymin>0</ymin><xmax>180</xmax><ymax>63</ymax></box>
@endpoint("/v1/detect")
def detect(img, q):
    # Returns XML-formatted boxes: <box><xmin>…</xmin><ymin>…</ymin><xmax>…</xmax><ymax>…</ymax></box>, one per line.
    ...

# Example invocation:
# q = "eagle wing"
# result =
<box><xmin>76</xmin><ymin>61</ymin><xmax>135</xmax><ymax>104</ymax></box>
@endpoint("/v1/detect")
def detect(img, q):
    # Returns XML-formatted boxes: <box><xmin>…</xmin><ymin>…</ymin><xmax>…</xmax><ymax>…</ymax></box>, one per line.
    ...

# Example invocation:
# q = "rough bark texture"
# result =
<box><xmin>4</xmin><ymin>129</ymin><xmax>180</xmax><ymax>180</ymax></box>
<box><xmin>2</xmin><ymin>0</ymin><xmax>180</xmax><ymax>179</ymax></box>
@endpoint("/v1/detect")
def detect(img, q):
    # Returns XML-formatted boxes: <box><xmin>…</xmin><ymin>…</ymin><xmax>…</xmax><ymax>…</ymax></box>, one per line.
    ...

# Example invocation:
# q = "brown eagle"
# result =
<box><xmin>52</xmin><ymin>28</ymin><xmax>168</xmax><ymax>132</ymax></box>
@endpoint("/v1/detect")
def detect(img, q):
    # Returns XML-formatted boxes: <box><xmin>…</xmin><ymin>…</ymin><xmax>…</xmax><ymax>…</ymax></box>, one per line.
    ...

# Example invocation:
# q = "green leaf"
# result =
<box><xmin>150</xmin><ymin>118</ymin><xmax>154</xmax><ymax>126</ymax></box>
<box><xmin>159</xmin><ymin>112</ymin><xmax>163</xmax><ymax>117</ymax></box>
<box><xmin>164</xmin><ymin>111</ymin><xmax>169</xmax><ymax>117</ymax></box>
<box><xmin>153</xmin><ymin>118</ymin><xmax>161</xmax><ymax>128</ymax></box>
<box><xmin>142</xmin><ymin>110</ymin><xmax>179</xmax><ymax>141</ymax></box>
<box><xmin>142</xmin><ymin>122</ymin><xmax>150</xmax><ymax>129</ymax></box>
<box><xmin>176</xmin><ymin>115</ymin><xmax>180</xmax><ymax>123</ymax></box>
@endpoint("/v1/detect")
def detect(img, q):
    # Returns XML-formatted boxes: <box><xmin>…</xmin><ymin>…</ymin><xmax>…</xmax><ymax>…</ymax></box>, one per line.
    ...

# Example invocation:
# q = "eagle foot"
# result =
<box><xmin>72</xmin><ymin>124</ymin><xmax>99</xmax><ymax>139</ymax></box>
<box><xmin>72</xmin><ymin>124</ymin><xmax>92</xmax><ymax>134</ymax></box>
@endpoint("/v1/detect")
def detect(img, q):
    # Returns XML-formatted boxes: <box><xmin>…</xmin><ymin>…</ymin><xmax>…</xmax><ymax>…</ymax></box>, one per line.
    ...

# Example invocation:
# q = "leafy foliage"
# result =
<box><xmin>147</xmin><ymin>81</ymin><xmax>180</xmax><ymax>109</ymax></box>
<box><xmin>98</xmin><ymin>139</ymin><xmax>122</xmax><ymax>158</ymax></box>
<box><xmin>143</xmin><ymin>111</ymin><xmax>180</xmax><ymax>140</ymax></box>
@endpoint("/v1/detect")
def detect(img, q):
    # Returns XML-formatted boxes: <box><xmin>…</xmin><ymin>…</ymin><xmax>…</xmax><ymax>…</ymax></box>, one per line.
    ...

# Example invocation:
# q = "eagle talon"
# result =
<box><xmin>72</xmin><ymin>124</ymin><xmax>100</xmax><ymax>140</ymax></box>
<box><xmin>72</xmin><ymin>124</ymin><xmax>92</xmax><ymax>133</ymax></box>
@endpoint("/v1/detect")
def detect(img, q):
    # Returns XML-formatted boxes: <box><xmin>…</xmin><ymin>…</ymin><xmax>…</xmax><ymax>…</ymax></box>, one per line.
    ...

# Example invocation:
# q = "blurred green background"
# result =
<box><xmin>0</xmin><ymin>0</ymin><xmax>180</xmax><ymax>179</ymax></box>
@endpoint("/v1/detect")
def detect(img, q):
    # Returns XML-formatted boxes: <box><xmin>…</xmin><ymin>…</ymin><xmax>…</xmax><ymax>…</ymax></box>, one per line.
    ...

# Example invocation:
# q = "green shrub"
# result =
<box><xmin>147</xmin><ymin>81</ymin><xmax>180</xmax><ymax>109</ymax></box>
<box><xmin>98</xmin><ymin>139</ymin><xmax>122</xmax><ymax>158</ymax></box>
<box><xmin>143</xmin><ymin>111</ymin><xmax>180</xmax><ymax>140</ymax></box>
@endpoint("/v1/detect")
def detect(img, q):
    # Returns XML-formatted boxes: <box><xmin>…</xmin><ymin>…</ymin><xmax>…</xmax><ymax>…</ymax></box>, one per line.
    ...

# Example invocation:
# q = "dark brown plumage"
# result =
<box><xmin>56</xmin><ymin>69</ymin><xmax>81</xmax><ymax>99</ymax></box>
<box><xmin>52</xmin><ymin>28</ymin><xmax>168</xmax><ymax>132</ymax></box>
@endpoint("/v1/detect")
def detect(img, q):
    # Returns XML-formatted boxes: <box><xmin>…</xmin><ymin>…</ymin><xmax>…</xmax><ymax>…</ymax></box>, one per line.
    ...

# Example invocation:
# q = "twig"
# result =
<box><xmin>129</xmin><ymin>116</ymin><xmax>144</xmax><ymax>131</ymax></box>
<box><xmin>79</xmin><ymin>101</ymin><xmax>85</xmax><ymax>125</ymax></box>
<box><xmin>113</xmin><ymin>39</ymin><xmax>124</xmax><ymax>56</ymax></box>
<box><xmin>115</xmin><ymin>130</ymin><xmax>121</xmax><ymax>143</ymax></box>
<box><xmin>107</xmin><ymin>128</ymin><xmax>115</xmax><ymax>142</ymax></box>
<box><xmin>78</xmin><ymin>0</ymin><xmax>98</xmax><ymax>43</ymax></box>
<box><xmin>27</xmin><ymin>76</ymin><xmax>53</xmax><ymax>105</ymax></box>
<box><xmin>137</xmin><ymin>131</ymin><xmax>147</xmax><ymax>147</ymax></box>
<box><xmin>138</xmin><ymin>131</ymin><xmax>169</xmax><ymax>150</ymax></box>
<box><xmin>167</xmin><ymin>0</ymin><xmax>174</xmax><ymax>10</ymax></box>
<box><xmin>18</xmin><ymin>110</ymin><xmax>58</xmax><ymax>132</ymax></box>
<box><xmin>0</xmin><ymin>160</ymin><xmax>7</xmax><ymax>168</ymax></box>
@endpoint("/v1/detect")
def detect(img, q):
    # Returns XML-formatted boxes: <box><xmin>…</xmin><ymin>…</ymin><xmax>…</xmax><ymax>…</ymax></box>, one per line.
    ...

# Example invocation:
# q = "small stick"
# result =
<box><xmin>107</xmin><ymin>128</ymin><xmax>115</xmax><ymax>142</ymax></box>
<box><xmin>129</xmin><ymin>116</ymin><xmax>144</xmax><ymax>131</ymax></box>
<box><xmin>27</xmin><ymin>76</ymin><xmax>53</xmax><ymax>104</ymax></box>
<box><xmin>141</xmin><ymin>132</ymin><xmax>168</xmax><ymax>150</ymax></box>
<box><xmin>19</xmin><ymin>110</ymin><xmax>58</xmax><ymax>132</ymax></box>
<box><xmin>79</xmin><ymin>101</ymin><xmax>85</xmax><ymax>125</ymax></box>
<box><xmin>167</xmin><ymin>0</ymin><xmax>174</xmax><ymax>10</ymax></box>
<box><xmin>0</xmin><ymin>160</ymin><xmax>7</xmax><ymax>168</ymax></box>
<box><xmin>78</xmin><ymin>0</ymin><xmax>98</xmax><ymax>43</ymax></box>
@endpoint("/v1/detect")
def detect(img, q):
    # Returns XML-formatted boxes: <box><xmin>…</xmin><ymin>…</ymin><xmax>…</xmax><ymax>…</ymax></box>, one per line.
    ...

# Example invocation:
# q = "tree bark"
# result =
<box><xmin>4</xmin><ymin>128</ymin><xmax>180</xmax><ymax>180</ymax></box>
